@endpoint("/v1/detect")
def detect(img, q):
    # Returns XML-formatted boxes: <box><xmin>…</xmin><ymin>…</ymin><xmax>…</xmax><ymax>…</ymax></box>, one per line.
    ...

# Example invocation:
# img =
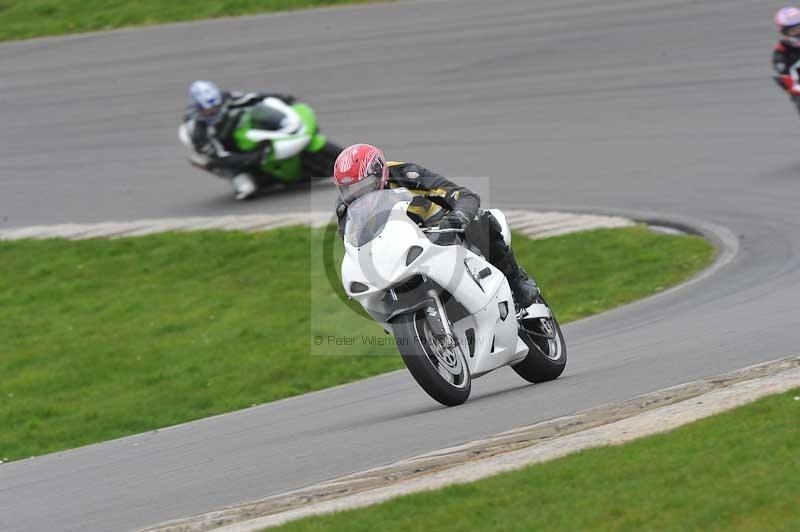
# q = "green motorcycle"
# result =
<box><xmin>179</xmin><ymin>97</ymin><xmax>342</xmax><ymax>199</ymax></box>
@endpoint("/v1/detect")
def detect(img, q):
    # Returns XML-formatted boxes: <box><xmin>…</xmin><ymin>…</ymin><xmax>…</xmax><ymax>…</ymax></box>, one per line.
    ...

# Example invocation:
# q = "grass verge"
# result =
<box><xmin>0</xmin><ymin>0</ymin><xmax>376</xmax><ymax>43</ymax></box>
<box><xmin>274</xmin><ymin>387</ymin><xmax>800</xmax><ymax>532</ymax></box>
<box><xmin>0</xmin><ymin>226</ymin><xmax>714</xmax><ymax>461</ymax></box>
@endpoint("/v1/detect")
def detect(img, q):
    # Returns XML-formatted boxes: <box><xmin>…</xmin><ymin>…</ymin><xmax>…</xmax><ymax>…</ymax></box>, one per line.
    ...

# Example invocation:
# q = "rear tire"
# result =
<box><xmin>302</xmin><ymin>141</ymin><xmax>343</xmax><ymax>179</ymax></box>
<box><xmin>512</xmin><ymin>297</ymin><xmax>567</xmax><ymax>383</ymax></box>
<box><xmin>393</xmin><ymin>311</ymin><xmax>471</xmax><ymax>407</ymax></box>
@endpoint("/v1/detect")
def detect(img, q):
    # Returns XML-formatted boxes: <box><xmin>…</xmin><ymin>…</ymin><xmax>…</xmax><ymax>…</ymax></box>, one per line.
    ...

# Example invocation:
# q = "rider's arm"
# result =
<box><xmin>774</xmin><ymin>44</ymin><xmax>790</xmax><ymax>75</ymax></box>
<box><xmin>187</xmin><ymin>118</ymin><xmax>264</xmax><ymax>170</ymax></box>
<box><xmin>389</xmin><ymin>163</ymin><xmax>481</xmax><ymax>221</ymax></box>
<box><xmin>335</xmin><ymin>198</ymin><xmax>347</xmax><ymax>239</ymax></box>
<box><xmin>264</xmin><ymin>93</ymin><xmax>296</xmax><ymax>105</ymax></box>
<box><xmin>184</xmin><ymin>117</ymin><xmax>219</xmax><ymax>157</ymax></box>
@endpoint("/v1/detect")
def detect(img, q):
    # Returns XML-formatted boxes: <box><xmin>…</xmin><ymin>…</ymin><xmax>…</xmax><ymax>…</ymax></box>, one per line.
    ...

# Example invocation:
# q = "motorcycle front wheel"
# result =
<box><xmin>512</xmin><ymin>297</ymin><xmax>567</xmax><ymax>383</ymax></box>
<box><xmin>393</xmin><ymin>311</ymin><xmax>471</xmax><ymax>407</ymax></box>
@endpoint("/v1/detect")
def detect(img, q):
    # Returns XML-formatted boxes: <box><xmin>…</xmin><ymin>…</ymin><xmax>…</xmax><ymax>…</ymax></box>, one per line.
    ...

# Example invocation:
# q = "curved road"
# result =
<box><xmin>2</xmin><ymin>1</ymin><xmax>800</xmax><ymax>531</ymax></box>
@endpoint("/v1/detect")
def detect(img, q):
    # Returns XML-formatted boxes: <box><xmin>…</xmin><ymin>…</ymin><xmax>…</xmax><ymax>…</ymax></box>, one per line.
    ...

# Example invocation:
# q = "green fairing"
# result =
<box><xmin>233</xmin><ymin>113</ymin><xmax>258</xmax><ymax>152</ymax></box>
<box><xmin>262</xmin><ymin>151</ymin><xmax>303</xmax><ymax>184</ymax></box>
<box><xmin>232</xmin><ymin>102</ymin><xmax>327</xmax><ymax>184</ymax></box>
<box><xmin>293</xmin><ymin>104</ymin><xmax>327</xmax><ymax>153</ymax></box>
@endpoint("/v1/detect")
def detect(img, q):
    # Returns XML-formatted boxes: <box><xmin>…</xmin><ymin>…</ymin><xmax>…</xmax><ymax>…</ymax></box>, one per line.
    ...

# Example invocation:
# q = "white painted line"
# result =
<box><xmin>504</xmin><ymin>209</ymin><xmax>634</xmax><ymax>238</ymax></box>
<box><xmin>0</xmin><ymin>211</ymin><xmax>634</xmax><ymax>242</ymax></box>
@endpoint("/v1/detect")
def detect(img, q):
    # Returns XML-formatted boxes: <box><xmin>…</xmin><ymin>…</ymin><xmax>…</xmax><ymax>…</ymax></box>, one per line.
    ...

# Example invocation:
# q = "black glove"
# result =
<box><xmin>197</xmin><ymin>142</ymin><xmax>217</xmax><ymax>157</ymax></box>
<box><xmin>336</xmin><ymin>202</ymin><xmax>348</xmax><ymax>239</ymax></box>
<box><xmin>439</xmin><ymin>210</ymin><xmax>472</xmax><ymax>231</ymax></box>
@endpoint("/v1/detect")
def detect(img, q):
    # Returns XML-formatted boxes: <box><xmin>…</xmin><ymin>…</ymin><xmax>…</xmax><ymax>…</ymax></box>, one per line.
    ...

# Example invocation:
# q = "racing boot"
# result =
<box><xmin>232</xmin><ymin>173</ymin><xmax>257</xmax><ymax>200</ymax></box>
<box><xmin>496</xmin><ymin>248</ymin><xmax>540</xmax><ymax>309</ymax></box>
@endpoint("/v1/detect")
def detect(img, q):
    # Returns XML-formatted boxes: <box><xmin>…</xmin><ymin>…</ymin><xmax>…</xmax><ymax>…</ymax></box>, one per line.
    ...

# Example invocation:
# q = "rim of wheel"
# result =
<box><xmin>413</xmin><ymin>313</ymin><xmax>469</xmax><ymax>389</ymax></box>
<box><xmin>523</xmin><ymin>317</ymin><xmax>564</xmax><ymax>362</ymax></box>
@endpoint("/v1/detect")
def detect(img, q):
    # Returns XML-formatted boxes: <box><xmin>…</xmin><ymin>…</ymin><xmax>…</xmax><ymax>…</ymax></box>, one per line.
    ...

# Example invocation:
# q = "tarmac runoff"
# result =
<box><xmin>140</xmin><ymin>355</ymin><xmax>800</xmax><ymax>532</ymax></box>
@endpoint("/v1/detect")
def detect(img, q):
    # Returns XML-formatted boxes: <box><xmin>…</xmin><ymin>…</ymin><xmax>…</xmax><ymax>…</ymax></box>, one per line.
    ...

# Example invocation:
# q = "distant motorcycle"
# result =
<box><xmin>341</xmin><ymin>188</ymin><xmax>567</xmax><ymax>406</ymax></box>
<box><xmin>179</xmin><ymin>97</ymin><xmax>342</xmax><ymax>197</ymax></box>
<box><xmin>774</xmin><ymin>58</ymin><xmax>800</xmax><ymax>113</ymax></box>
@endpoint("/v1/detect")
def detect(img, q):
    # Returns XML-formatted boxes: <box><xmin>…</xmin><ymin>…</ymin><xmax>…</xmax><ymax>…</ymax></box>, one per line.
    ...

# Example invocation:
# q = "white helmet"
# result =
<box><xmin>189</xmin><ymin>80</ymin><xmax>224</xmax><ymax>124</ymax></box>
<box><xmin>776</xmin><ymin>7</ymin><xmax>800</xmax><ymax>47</ymax></box>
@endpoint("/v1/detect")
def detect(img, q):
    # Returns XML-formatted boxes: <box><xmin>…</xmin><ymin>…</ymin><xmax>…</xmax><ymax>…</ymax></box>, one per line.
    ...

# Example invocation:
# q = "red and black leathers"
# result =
<box><xmin>773</xmin><ymin>41</ymin><xmax>800</xmax><ymax>76</ymax></box>
<box><xmin>773</xmin><ymin>41</ymin><xmax>800</xmax><ymax>94</ymax></box>
<box><xmin>772</xmin><ymin>41</ymin><xmax>800</xmax><ymax>116</ymax></box>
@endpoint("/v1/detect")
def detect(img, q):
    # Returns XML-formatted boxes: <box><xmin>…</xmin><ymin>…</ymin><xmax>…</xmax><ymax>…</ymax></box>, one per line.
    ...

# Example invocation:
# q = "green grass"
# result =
<box><xmin>275</xmin><ymin>388</ymin><xmax>800</xmax><ymax>532</ymax></box>
<box><xmin>0</xmin><ymin>0</ymin><xmax>376</xmax><ymax>42</ymax></box>
<box><xmin>0</xmin><ymin>226</ymin><xmax>713</xmax><ymax>461</ymax></box>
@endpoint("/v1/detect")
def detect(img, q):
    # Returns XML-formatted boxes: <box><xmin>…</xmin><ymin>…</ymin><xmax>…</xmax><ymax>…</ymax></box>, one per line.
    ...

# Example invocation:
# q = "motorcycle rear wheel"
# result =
<box><xmin>393</xmin><ymin>311</ymin><xmax>471</xmax><ymax>407</ymax></box>
<box><xmin>302</xmin><ymin>141</ymin><xmax>343</xmax><ymax>179</ymax></box>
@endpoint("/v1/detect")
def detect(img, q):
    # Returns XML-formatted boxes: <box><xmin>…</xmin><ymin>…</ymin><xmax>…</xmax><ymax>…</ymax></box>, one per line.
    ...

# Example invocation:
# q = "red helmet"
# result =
<box><xmin>334</xmin><ymin>144</ymin><xmax>389</xmax><ymax>205</ymax></box>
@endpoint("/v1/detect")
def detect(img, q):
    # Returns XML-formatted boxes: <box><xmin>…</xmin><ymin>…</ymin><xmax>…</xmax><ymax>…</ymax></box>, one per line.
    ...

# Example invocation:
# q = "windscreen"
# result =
<box><xmin>249</xmin><ymin>102</ymin><xmax>288</xmax><ymax>131</ymax></box>
<box><xmin>345</xmin><ymin>188</ymin><xmax>413</xmax><ymax>247</ymax></box>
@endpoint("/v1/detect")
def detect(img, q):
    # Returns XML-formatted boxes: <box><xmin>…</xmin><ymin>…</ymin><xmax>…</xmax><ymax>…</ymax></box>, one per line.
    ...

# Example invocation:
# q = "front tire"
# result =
<box><xmin>512</xmin><ymin>297</ymin><xmax>567</xmax><ymax>383</ymax></box>
<box><xmin>393</xmin><ymin>311</ymin><xmax>471</xmax><ymax>407</ymax></box>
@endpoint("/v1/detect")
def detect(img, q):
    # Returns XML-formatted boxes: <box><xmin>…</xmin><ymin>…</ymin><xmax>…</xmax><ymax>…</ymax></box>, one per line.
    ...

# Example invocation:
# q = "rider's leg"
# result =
<box><xmin>232</xmin><ymin>173</ymin><xmax>257</xmax><ymax>200</ymax></box>
<box><xmin>207</xmin><ymin>150</ymin><xmax>266</xmax><ymax>200</ymax></box>
<box><xmin>468</xmin><ymin>211</ymin><xmax>540</xmax><ymax>308</ymax></box>
<box><xmin>792</xmin><ymin>95</ymin><xmax>800</xmax><ymax>116</ymax></box>
<box><xmin>231</xmin><ymin>160</ymin><xmax>271</xmax><ymax>200</ymax></box>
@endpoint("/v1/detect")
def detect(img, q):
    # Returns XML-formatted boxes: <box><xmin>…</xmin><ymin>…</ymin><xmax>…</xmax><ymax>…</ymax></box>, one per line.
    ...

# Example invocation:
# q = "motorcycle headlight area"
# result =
<box><xmin>350</xmin><ymin>281</ymin><xmax>369</xmax><ymax>294</ymax></box>
<box><xmin>405</xmin><ymin>245</ymin><xmax>423</xmax><ymax>265</ymax></box>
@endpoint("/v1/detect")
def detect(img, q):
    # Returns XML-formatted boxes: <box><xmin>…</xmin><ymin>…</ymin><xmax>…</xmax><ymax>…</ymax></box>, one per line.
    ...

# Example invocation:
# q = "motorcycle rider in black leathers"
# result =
<box><xmin>333</xmin><ymin>143</ymin><xmax>540</xmax><ymax>309</ymax></box>
<box><xmin>182</xmin><ymin>80</ymin><xmax>296</xmax><ymax>199</ymax></box>
<box><xmin>772</xmin><ymin>8</ymin><xmax>800</xmax><ymax>114</ymax></box>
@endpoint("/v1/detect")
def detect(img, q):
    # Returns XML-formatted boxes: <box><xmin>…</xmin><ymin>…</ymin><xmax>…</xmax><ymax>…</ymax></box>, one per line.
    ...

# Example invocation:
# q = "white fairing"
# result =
<box><xmin>488</xmin><ymin>208</ymin><xmax>511</xmax><ymax>246</ymax></box>
<box><xmin>272</xmin><ymin>135</ymin><xmax>311</xmax><ymax>160</ymax></box>
<box><xmin>341</xmin><ymin>190</ymin><xmax>530</xmax><ymax>378</ymax></box>
<box><xmin>245</xmin><ymin>97</ymin><xmax>310</xmax><ymax>160</ymax></box>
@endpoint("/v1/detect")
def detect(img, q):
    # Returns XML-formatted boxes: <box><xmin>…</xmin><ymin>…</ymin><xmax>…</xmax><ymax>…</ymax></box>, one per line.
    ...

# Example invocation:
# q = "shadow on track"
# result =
<box><xmin>175</xmin><ymin>177</ymin><xmax>338</xmax><ymax>216</ymax></box>
<box><xmin>333</xmin><ymin>377</ymin><xmax>566</xmax><ymax>436</ymax></box>
<box><xmin>762</xmin><ymin>161</ymin><xmax>800</xmax><ymax>182</ymax></box>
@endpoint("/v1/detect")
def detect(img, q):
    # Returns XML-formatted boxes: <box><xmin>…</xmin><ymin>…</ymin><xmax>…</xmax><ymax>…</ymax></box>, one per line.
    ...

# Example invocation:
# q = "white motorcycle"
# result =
<box><xmin>341</xmin><ymin>188</ymin><xmax>566</xmax><ymax>406</ymax></box>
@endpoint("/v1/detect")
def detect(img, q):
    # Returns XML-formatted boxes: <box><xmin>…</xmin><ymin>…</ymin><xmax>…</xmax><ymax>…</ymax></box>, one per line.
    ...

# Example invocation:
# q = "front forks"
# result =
<box><xmin>425</xmin><ymin>289</ymin><xmax>454</xmax><ymax>343</ymax></box>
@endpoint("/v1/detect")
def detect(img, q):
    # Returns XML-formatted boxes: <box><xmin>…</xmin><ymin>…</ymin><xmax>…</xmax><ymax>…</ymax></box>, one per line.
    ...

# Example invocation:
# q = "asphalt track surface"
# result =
<box><xmin>2</xmin><ymin>1</ymin><xmax>800</xmax><ymax>530</ymax></box>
